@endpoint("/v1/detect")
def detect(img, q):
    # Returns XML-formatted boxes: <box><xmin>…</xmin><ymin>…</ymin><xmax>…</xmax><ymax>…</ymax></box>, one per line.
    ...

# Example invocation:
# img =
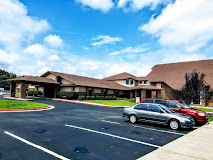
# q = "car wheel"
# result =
<box><xmin>169</xmin><ymin>119</ymin><xmax>180</xmax><ymax>130</ymax></box>
<box><xmin>129</xmin><ymin>115</ymin><xmax>137</xmax><ymax>124</ymax></box>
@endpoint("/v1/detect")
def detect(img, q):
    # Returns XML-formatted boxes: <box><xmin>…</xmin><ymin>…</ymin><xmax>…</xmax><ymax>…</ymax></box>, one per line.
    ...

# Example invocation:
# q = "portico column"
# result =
<box><xmin>10</xmin><ymin>82</ymin><xmax>16</xmax><ymax>97</ymax></box>
<box><xmin>54</xmin><ymin>86</ymin><xmax>58</xmax><ymax>98</ymax></box>
<box><xmin>151</xmin><ymin>91</ymin><xmax>157</xmax><ymax>98</ymax></box>
<box><xmin>20</xmin><ymin>81</ymin><xmax>27</xmax><ymax>99</ymax></box>
<box><xmin>141</xmin><ymin>90</ymin><xmax>146</xmax><ymax>101</ymax></box>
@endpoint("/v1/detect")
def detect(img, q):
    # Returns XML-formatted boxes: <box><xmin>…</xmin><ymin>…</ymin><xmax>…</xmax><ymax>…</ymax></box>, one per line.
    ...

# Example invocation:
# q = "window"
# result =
<box><xmin>144</xmin><ymin>80</ymin><xmax>147</xmax><ymax>84</ymax></box>
<box><xmin>126</xmin><ymin>79</ymin><xmax>129</xmax><ymax>85</ymax></box>
<box><xmin>155</xmin><ymin>100</ymin><xmax>167</xmax><ymax>106</ymax></box>
<box><xmin>134</xmin><ymin>104</ymin><xmax>148</xmax><ymax>110</ymax></box>
<box><xmin>57</xmin><ymin>76</ymin><xmax>61</xmax><ymax>83</ymax></box>
<box><xmin>130</xmin><ymin>80</ymin><xmax>133</xmax><ymax>85</ymax></box>
<box><xmin>143</xmin><ymin>100</ymin><xmax>154</xmax><ymax>103</ymax></box>
<box><xmin>148</xmin><ymin>104</ymin><xmax>160</xmax><ymax>112</ymax></box>
<box><xmin>167</xmin><ymin>101</ymin><xmax>181</xmax><ymax>109</ymax></box>
<box><xmin>139</xmin><ymin>81</ymin><xmax>142</xmax><ymax>84</ymax></box>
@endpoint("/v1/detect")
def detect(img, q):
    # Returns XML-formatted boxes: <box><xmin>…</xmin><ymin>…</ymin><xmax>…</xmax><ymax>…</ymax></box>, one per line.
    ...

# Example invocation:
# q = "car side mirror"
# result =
<box><xmin>160</xmin><ymin>110</ymin><xmax>164</xmax><ymax>114</ymax></box>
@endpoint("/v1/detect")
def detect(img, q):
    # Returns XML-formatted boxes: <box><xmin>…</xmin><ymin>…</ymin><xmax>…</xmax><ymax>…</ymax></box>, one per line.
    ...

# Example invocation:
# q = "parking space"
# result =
<box><xmin>0</xmin><ymin>98</ymin><xmax>195</xmax><ymax>160</ymax></box>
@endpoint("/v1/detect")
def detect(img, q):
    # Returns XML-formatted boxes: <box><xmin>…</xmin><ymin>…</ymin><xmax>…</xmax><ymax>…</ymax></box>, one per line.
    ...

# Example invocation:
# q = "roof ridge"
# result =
<box><xmin>154</xmin><ymin>59</ymin><xmax>213</xmax><ymax>67</ymax></box>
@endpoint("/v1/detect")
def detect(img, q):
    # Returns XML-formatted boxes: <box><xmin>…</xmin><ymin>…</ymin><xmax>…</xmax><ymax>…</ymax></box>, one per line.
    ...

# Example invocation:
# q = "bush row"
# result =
<box><xmin>116</xmin><ymin>97</ymin><xmax>136</xmax><ymax>103</ymax></box>
<box><xmin>27</xmin><ymin>90</ymin><xmax>42</xmax><ymax>96</ymax></box>
<box><xmin>57</xmin><ymin>91</ymin><xmax>78</xmax><ymax>99</ymax></box>
<box><xmin>78</xmin><ymin>96</ymin><xmax>116</xmax><ymax>100</ymax></box>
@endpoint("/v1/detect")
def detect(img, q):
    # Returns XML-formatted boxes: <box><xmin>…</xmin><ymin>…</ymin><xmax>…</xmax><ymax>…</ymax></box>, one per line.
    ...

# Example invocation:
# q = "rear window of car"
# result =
<box><xmin>134</xmin><ymin>104</ymin><xmax>148</xmax><ymax>111</ymax></box>
<box><xmin>155</xmin><ymin>100</ymin><xmax>167</xmax><ymax>106</ymax></box>
<box><xmin>148</xmin><ymin>104</ymin><xmax>160</xmax><ymax>113</ymax></box>
<box><xmin>143</xmin><ymin>100</ymin><xmax>154</xmax><ymax>103</ymax></box>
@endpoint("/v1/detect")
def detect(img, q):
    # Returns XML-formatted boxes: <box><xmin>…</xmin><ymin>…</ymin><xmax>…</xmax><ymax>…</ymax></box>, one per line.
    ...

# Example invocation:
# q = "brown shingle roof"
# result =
<box><xmin>126</xmin><ymin>85</ymin><xmax>163</xmax><ymax>90</ymax></box>
<box><xmin>47</xmin><ymin>71</ymin><xmax>129</xmax><ymax>90</ymax></box>
<box><xmin>102</xmin><ymin>72</ymin><xmax>137</xmax><ymax>81</ymax></box>
<box><xmin>146</xmin><ymin>59</ymin><xmax>213</xmax><ymax>90</ymax></box>
<box><xmin>135</xmin><ymin>77</ymin><xmax>147</xmax><ymax>81</ymax></box>
<box><xmin>7</xmin><ymin>76</ymin><xmax>59</xmax><ymax>84</ymax></box>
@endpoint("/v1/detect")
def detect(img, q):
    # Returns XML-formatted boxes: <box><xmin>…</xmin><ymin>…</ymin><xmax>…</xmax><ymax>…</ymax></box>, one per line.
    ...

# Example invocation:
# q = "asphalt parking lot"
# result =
<box><xmin>0</xmin><ymin>98</ymin><xmax>196</xmax><ymax>160</ymax></box>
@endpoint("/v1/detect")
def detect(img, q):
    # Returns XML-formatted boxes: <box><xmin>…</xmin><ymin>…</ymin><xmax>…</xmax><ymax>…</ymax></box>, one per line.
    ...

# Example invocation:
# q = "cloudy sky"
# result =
<box><xmin>0</xmin><ymin>0</ymin><xmax>213</xmax><ymax>78</ymax></box>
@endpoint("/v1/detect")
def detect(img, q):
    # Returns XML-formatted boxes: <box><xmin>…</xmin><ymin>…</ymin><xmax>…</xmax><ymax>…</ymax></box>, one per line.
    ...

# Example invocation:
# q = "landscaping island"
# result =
<box><xmin>0</xmin><ymin>100</ymin><xmax>49</xmax><ymax>110</ymax></box>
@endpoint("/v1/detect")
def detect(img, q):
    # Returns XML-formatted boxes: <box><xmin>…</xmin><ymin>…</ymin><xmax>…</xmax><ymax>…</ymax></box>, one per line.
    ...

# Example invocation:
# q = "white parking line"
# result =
<box><xmin>65</xmin><ymin>124</ymin><xmax>161</xmax><ymax>148</ymax></box>
<box><xmin>4</xmin><ymin>131</ymin><xmax>70</xmax><ymax>160</ymax></box>
<box><xmin>101</xmin><ymin>120</ymin><xmax>185</xmax><ymax>136</ymax></box>
<box><xmin>101</xmin><ymin>120</ymin><xmax>121</xmax><ymax>125</ymax></box>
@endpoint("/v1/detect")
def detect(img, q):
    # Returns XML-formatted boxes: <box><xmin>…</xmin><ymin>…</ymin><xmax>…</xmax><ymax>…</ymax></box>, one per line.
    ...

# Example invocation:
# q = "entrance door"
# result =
<box><xmin>44</xmin><ymin>84</ymin><xmax>55</xmax><ymax>98</ymax></box>
<box><xmin>146</xmin><ymin>90</ymin><xmax>152</xmax><ymax>98</ymax></box>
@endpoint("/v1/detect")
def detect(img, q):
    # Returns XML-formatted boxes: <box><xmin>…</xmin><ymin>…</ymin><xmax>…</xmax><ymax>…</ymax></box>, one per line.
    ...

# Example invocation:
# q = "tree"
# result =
<box><xmin>0</xmin><ymin>69</ymin><xmax>17</xmax><ymax>90</ymax></box>
<box><xmin>171</xmin><ymin>70</ymin><xmax>213</xmax><ymax>105</ymax></box>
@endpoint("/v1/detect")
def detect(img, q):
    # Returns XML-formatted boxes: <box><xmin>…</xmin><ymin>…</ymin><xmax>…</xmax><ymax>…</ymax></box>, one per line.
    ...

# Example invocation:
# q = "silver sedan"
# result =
<box><xmin>123</xmin><ymin>103</ymin><xmax>195</xmax><ymax>130</ymax></box>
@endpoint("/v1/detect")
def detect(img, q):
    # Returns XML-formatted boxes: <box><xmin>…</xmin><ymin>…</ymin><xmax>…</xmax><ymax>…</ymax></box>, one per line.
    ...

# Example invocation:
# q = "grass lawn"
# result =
<box><xmin>209</xmin><ymin>116</ymin><xmax>213</xmax><ymax>122</ymax></box>
<box><xmin>192</xmin><ymin>107</ymin><xmax>213</xmax><ymax>113</ymax></box>
<box><xmin>15</xmin><ymin>94</ymin><xmax>19</xmax><ymax>97</ymax></box>
<box><xmin>83</xmin><ymin>100</ymin><xmax>135</xmax><ymax>106</ymax></box>
<box><xmin>0</xmin><ymin>100</ymin><xmax>49</xmax><ymax>109</ymax></box>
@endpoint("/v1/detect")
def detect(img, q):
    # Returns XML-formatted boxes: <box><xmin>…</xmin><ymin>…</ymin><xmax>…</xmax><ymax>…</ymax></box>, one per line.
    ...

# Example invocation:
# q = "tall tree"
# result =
<box><xmin>171</xmin><ymin>70</ymin><xmax>213</xmax><ymax>105</ymax></box>
<box><xmin>0</xmin><ymin>69</ymin><xmax>17</xmax><ymax>90</ymax></box>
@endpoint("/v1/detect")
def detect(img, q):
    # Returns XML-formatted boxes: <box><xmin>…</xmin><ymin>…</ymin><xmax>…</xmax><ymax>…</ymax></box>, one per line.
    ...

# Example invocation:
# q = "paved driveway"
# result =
<box><xmin>0</xmin><ymin>98</ymin><xmax>195</xmax><ymax>160</ymax></box>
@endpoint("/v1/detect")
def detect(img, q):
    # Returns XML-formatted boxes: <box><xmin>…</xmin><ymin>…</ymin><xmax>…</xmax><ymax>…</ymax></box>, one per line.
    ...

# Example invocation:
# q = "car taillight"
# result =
<box><xmin>123</xmin><ymin>107</ymin><xmax>125</xmax><ymax>111</ymax></box>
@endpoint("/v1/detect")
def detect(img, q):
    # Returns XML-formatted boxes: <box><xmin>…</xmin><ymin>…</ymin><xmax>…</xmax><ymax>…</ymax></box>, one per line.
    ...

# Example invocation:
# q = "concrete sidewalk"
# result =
<box><xmin>52</xmin><ymin>98</ymin><xmax>132</xmax><ymax>108</ymax></box>
<box><xmin>138</xmin><ymin>122</ymin><xmax>213</xmax><ymax>160</ymax></box>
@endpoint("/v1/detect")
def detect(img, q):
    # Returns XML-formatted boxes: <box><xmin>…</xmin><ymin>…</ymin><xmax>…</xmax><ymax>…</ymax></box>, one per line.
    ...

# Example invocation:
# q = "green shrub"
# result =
<box><xmin>78</xmin><ymin>96</ymin><xmax>85</xmax><ymax>100</ymax></box>
<box><xmin>91</xmin><ymin>96</ymin><xmax>95</xmax><ymax>100</ymax></box>
<box><xmin>57</xmin><ymin>91</ymin><xmax>77</xmax><ymax>99</ymax></box>
<box><xmin>116</xmin><ymin>97</ymin><xmax>120</xmax><ymax>100</ymax></box>
<box><xmin>109</xmin><ymin>96</ymin><xmax>113</xmax><ymax>100</ymax></box>
<box><xmin>100</xmin><ymin>96</ymin><xmax>105</xmax><ymax>100</ymax></box>
<box><xmin>86</xmin><ymin>96</ymin><xmax>91</xmax><ymax>100</ymax></box>
<box><xmin>27</xmin><ymin>90</ymin><xmax>42</xmax><ymax>96</ymax></box>
<box><xmin>105</xmin><ymin>96</ymin><xmax>109</xmax><ymax>100</ymax></box>
<box><xmin>128</xmin><ymin>98</ymin><xmax>136</xmax><ymax>103</ymax></box>
<box><xmin>96</xmin><ymin>96</ymin><xmax>100</xmax><ymax>100</ymax></box>
<box><xmin>112</xmin><ymin>96</ymin><xmax>116</xmax><ymax>100</ymax></box>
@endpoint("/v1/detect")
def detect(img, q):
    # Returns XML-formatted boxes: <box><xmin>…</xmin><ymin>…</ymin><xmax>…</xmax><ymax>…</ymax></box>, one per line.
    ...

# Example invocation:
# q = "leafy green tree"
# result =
<box><xmin>171</xmin><ymin>70</ymin><xmax>213</xmax><ymax>105</ymax></box>
<box><xmin>0</xmin><ymin>69</ymin><xmax>17</xmax><ymax>90</ymax></box>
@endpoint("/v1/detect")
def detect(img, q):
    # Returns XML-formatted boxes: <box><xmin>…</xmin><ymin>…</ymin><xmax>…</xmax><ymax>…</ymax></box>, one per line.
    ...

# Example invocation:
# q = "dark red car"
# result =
<box><xmin>141</xmin><ymin>99</ymin><xmax>209</xmax><ymax>124</ymax></box>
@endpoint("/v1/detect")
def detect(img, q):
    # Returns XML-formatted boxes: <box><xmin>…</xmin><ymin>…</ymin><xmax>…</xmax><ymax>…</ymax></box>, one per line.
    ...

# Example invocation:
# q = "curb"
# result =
<box><xmin>0</xmin><ymin>105</ymin><xmax>55</xmax><ymax>112</ymax></box>
<box><xmin>53</xmin><ymin>99</ymin><xmax>130</xmax><ymax>108</ymax></box>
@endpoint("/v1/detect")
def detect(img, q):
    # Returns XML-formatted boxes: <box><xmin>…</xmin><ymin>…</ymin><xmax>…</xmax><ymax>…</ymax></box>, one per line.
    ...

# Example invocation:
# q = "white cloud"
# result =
<box><xmin>49</xmin><ymin>55</ymin><xmax>60</xmax><ymax>61</ymax></box>
<box><xmin>38</xmin><ymin>67</ymin><xmax>50</xmax><ymax>74</ymax></box>
<box><xmin>140</xmin><ymin>0</ymin><xmax>213</xmax><ymax>51</ymax></box>
<box><xmin>0</xmin><ymin>49</ymin><xmax>20</xmax><ymax>64</ymax></box>
<box><xmin>118</xmin><ymin>0</ymin><xmax>171</xmax><ymax>11</ymax></box>
<box><xmin>75</xmin><ymin>0</ymin><xmax>114</xmax><ymax>13</ymax></box>
<box><xmin>0</xmin><ymin>0</ymin><xmax>50</xmax><ymax>51</ymax></box>
<box><xmin>24</xmin><ymin>44</ymin><xmax>48</xmax><ymax>57</ymax></box>
<box><xmin>91</xmin><ymin>35</ymin><xmax>122</xmax><ymax>46</ymax></box>
<box><xmin>44</xmin><ymin>34</ymin><xmax>63</xmax><ymax>48</ymax></box>
<box><xmin>109</xmin><ymin>46</ymin><xmax>149</xmax><ymax>56</ymax></box>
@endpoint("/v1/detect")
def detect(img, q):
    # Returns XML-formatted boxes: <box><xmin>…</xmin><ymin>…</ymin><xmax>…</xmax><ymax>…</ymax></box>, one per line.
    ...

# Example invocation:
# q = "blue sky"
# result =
<box><xmin>0</xmin><ymin>0</ymin><xmax>213</xmax><ymax>78</ymax></box>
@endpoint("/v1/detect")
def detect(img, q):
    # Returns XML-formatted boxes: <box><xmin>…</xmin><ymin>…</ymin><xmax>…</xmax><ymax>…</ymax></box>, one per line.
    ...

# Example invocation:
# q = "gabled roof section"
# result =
<box><xmin>146</xmin><ymin>59</ymin><xmax>213</xmax><ymax>89</ymax></box>
<box><xmin>135</xmin><ymin>77</ymin><xmax>147</xmax><ymax>81</ymax></box>
<box><xmin>103</xmin><ymin>72</ymin><xmax>137</xmax><ymax>81</ymax></box>
<box><xmin>44</xmin><ymin>71</ymin><xmax>129</xmax><ymax>90</ymax></box>
<box><xmin>6</xmin><ymin>76</ymin><xmax>59</xmax><ymax>84</ymax></box>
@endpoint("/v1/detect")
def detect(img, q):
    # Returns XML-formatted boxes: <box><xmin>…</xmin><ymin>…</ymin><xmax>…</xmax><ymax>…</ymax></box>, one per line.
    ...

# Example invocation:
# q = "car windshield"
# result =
<box><xmin>158</xmin><ymin>104</ymin><xmax>175</xmax><ymax>113</ymax></box>
<box><xmin>180</xmin><ymin>102</ymin><xmax>191</xmax><ymax>109</ymax></box>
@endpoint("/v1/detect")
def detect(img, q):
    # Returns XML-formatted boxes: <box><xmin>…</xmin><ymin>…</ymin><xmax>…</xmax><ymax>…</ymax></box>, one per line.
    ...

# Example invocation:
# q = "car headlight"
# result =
<box><xmin>181</xmin><ymin>118</ymin><xmax>190</xmax><ymax>122</ymax></box>
<box><xmin>198</xmin><ymin>113</ymin><xmax>205</xmax><ymax>116</ymax></box>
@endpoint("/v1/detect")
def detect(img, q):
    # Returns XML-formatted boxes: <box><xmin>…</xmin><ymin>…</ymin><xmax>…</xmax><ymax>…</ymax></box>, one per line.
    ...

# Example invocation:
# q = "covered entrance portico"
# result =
<box><xmin>7</xmin><ymin>76</ymin><xmax>59</xmax><ymax>99</ymax></box>
<box><xmin>129</xmin><ymin>85</ymin><xmax>163</xmax><ymax>102</ymax></box>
